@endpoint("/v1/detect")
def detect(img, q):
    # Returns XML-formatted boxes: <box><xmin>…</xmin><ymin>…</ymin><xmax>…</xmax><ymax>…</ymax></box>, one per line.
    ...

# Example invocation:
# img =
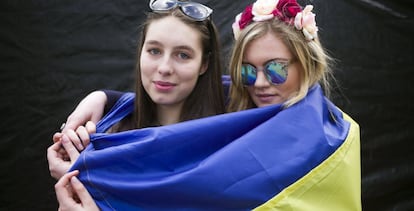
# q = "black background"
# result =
<box><xmin>1</xmin><ymin>0</ymin><xmax>413</xmax><ymax>210</ymax></box>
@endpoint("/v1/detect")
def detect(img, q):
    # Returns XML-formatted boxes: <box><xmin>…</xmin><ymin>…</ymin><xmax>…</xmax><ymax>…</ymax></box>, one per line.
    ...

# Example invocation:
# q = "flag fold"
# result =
<box><xmin>70</xmin><ymin>81</ymin><xmax>360</xmax><ymax>211</ymax></box>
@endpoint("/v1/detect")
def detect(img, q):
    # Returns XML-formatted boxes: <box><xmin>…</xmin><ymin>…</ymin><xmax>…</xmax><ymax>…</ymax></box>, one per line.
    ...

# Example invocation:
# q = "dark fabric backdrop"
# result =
<box><xmin>0</xmin><ymin>0</ymin><xmax>413</xmax><ymax>210</ymax></box>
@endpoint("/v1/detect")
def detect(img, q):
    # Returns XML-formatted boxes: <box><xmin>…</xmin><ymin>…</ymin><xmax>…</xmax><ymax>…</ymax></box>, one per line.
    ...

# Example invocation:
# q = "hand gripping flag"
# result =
<box><xmin>70</xmin><ymin>79</ymin><xmax>361</xmax><ymax>211</ymax></box>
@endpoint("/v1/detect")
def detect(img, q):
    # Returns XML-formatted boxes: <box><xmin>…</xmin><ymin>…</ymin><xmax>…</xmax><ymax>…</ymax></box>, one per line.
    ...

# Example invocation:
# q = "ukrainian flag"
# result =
<box><xmin>70</xmin><ymin>81</ymin><xmax>361</xmax><ymax>210</ymax></box>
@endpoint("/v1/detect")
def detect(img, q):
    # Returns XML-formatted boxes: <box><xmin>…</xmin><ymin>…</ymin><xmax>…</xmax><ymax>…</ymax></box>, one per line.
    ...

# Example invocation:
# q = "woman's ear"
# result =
<box><xmin>200</xmin><ymin>63</ymin><xmax>208</xmax><ymax>75</ymax></box>
<box><xmin>199</xmin><ymin>55</ymin><xmax>210</xmax><ymax>75</ymax></box>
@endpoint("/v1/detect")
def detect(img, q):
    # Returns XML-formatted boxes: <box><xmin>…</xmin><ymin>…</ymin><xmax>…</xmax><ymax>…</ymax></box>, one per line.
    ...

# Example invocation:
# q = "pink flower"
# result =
<box><xmin>252</xmin><ymin>0</ymin><xmax>279</xmax><ymax>21</ymax></box>
<box><xmin>239</xmin><ymin>5</ymin><xmax>253</xmax><ymax>29</ymax></box>
<box><xmin>294</xmin><ymin>5</ymin><xmax>318</xmax><ymax>40</ymax></box>
<box><xmin>277</xmin><ymin>0</ymin><xmax>301</xmax><ymax>18</ymax></box>
<box><xmin>232</xmin><ymin>5</ymin><xmax>254</xmax><ymax>39</ymax></box>
<box><xmin>232</xmin><ymin>0</ymin><xmax>319</xmax><ymax>41</ymax></box>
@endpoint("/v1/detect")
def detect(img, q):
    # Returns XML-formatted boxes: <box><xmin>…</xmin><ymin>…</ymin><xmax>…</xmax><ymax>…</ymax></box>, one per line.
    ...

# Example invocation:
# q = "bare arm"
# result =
<box><xmin>52</xmin><ymin>91</ymin><xmax>106</xmax><ymax>151</ymax></box>
<box><xmin>62</xmin><ymin>91</ymin><xmax>107</xmax><ymax>134</ymax></box>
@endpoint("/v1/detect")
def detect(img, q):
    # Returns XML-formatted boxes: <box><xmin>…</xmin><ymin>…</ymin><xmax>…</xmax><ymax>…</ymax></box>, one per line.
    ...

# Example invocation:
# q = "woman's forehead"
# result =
<box><xmin>243</xmin><ymin>33</ymin><xmax>293</xmax><ymax>62</ymax></box>
<box><xmin>145</xmin><ymin>16</ymin><xmax>203</xmax><ymax>49</ymax></box>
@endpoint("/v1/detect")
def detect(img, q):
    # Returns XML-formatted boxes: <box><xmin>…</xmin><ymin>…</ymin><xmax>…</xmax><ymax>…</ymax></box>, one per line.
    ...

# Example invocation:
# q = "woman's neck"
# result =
<box><xmin>156</xmin><ymin>103</ymin><xmax>183</xmax><ymax>126</ymax></box>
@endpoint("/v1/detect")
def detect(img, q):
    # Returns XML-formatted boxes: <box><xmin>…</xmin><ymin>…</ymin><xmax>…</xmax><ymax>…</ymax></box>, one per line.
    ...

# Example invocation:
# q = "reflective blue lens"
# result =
<box><xmin>265</xmin><ymin>61</ymin><xmax>287</xmax><ymax>84</ymax></box>
<box><xmin>241</xmin><ymin>64</ymin><xmax>257</xmax><ymax>86</ymax></box>
<box><xmin>241</xmin><ymin>61</ymin><xmax>288</xmax><ymax>86</ymax></box>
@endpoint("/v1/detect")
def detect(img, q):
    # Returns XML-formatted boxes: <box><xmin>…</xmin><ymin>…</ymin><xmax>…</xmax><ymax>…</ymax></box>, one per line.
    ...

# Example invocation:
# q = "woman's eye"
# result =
<box><xmin>178</xmin><ymin>52</ymin><xmax>190</xmax><ymax>60</ymax></box>
<box><xmin>148</xmin><ymin>49</ymin><xmax>160</xmax><ymax>55</ymax></box>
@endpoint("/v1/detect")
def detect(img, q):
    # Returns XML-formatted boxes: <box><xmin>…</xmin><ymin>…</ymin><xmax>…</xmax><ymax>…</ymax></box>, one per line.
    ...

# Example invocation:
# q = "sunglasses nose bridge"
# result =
<box><xmin>254</xmin><ymin>68</ymin><xmax>272</xmax><ymax>87</ymax></box>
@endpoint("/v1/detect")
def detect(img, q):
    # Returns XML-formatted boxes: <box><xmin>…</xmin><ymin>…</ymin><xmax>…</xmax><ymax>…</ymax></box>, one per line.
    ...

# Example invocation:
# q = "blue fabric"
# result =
<box><xmin>70</xmin><ymin>79</ymin><xmax>350</xmax><ymax>210</ymax></box>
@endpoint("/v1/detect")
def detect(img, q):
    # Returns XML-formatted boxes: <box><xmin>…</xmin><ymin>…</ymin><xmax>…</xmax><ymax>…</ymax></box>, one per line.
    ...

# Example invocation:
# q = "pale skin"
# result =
<box><xmin>48</xmin><ymin>121</ymin><xmax>96</xmax><ymax>180</ymax></box>
<box><xmin>243</xmin><ymin>32</ymin><xmax>301</xmax><ymax>108</ymax></box>
<box><xmin>48</xmin><ymin>134</ymin><xmax>80</xmax><ymax>180</ymax></box>
<box><xmin>141</xmin><ymin>16</ymin><xmax>207</xmax><ymax>125</ymax></box>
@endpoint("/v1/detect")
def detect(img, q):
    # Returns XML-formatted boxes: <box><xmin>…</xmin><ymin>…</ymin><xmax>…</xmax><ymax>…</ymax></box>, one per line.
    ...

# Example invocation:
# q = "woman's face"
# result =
<box><xmin>243</xmin><ymin>32</ymin><xmax>301</xmax><ymax>107</ymax></box>
<box><xmin>140</xmin><ymin>16</ymin><xmax>207</xmax><ymax>108</ymax></box>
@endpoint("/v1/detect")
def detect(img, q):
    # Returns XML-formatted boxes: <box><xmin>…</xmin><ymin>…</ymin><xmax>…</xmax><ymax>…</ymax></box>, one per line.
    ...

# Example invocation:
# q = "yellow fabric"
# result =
<box><xmin>254</xmin><ymin>112</ymin><xmax>361</xmax><ymax>211</ymax></box>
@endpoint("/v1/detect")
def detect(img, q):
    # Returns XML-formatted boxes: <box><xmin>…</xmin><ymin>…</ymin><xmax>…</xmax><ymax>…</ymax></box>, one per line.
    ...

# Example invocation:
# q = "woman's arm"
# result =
<box><xmin>61</xmin><ymin>91</ymin><xmax>107</xmax><ymax>134</ymax></box>
<box><xmin>56</xmin><ymin>90</ymin><xmax>124</xmax><ymax>149</ymax></box>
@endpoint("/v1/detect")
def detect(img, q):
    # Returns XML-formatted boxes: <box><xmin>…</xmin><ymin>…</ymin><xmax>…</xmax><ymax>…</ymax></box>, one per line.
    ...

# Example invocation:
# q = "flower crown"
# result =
<box><xmin>232</xmin><ymin>0</ymin><xmax>318</xmax><ymax>41</ymax></box>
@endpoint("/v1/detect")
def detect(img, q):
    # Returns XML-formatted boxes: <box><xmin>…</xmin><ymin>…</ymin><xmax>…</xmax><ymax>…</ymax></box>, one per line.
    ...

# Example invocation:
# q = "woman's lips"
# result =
<box><xmin>154</xmin><ymin>81</ymin><xmax>176</xmax><ymax>91</ymax></box>
<box><xmin>256</xmin><ymin>93</ymin><xmax>275</xmax><ymax>102</ymax></box>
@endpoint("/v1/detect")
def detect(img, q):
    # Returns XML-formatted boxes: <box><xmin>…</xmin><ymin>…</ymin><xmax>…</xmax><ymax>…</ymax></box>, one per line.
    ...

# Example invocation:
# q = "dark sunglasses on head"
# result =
<box><xmin>149</xmin><ymin>0</ymin><xmax>213</xmax><ymax>21</ymax></box>
<box><xmin>241</xmin><ymin>60</ymin><xmax>292</xmax><ymax>86</ymax></box>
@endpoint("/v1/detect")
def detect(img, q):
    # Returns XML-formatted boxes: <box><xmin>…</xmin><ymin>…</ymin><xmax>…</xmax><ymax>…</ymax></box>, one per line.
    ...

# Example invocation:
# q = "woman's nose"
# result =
<box><xmin>157</xmin><ymin>56</ymin><xmax>173</xmax><ymax>75</ymax></box>
<box><xmin>254</xmin><ymin>69</ymin><xmax>271</xmax><ymax>87</ymax></box>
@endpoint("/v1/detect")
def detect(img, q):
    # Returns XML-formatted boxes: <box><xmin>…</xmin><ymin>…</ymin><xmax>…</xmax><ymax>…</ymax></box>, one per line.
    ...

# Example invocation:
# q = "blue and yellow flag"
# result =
<box><xmin>70</xmin><ymin>81</ymin><xmax>361</xmax><ymax>210</ymax></box>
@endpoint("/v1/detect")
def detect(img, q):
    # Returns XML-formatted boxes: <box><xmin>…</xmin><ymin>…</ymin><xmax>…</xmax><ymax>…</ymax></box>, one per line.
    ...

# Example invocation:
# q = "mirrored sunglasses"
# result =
<box><xmin>241</xmin><ymin>60</ymin><xmax>290</xmax><ymax>86</ymax></box>
<box><xmin>149</xmin><ymin>0</ymin><xmax>213</xmax><ymax>21</ymax></box>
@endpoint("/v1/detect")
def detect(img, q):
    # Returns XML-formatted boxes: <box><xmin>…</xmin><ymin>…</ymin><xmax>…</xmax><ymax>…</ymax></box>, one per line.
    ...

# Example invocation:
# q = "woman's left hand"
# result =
<box><xmin>55</xmin><ymin>170</ymin><xmax>100</xmax><ymax>211</ymax></box>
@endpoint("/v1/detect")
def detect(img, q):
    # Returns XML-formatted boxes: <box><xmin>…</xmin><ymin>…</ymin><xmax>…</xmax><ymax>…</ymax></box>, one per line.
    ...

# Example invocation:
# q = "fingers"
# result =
<box><xmin>62</xmin><ymin>114</ymin><xmax>90</xmax><ymax>134</ymax></box>
<box><xmin>47</xmin><ymin>142</ymin><xmax>70</xmax><ymax>180</ymax></box>
<box><xmin>61</xmin><ymin>134</ymin><xmax>80</xmax><ymax>162</ymax></box>
<box><xmin>76</xmin><ymin>127</ymin><xmax>89</xmax><ymax>147</ymax></box>
<box><xmin>55</xmin><ymin>170</ymin><xmax>79</xmax><ymax>190</ymax></box>
<box><xmin>70</xmin><ymin>175</ymin><xmax>100</xmax><ymax>211</ymax></box>
<box><xmin>65</xmin><ymin>129</ymin><xmax>84</xmax><ymax>151</ymax></box>
<box><xmin>55</xmin><ymin>170</ymin><xmax>100</xmax><ymax>211</ymax></box>
<box><xmin>85</xmin><ymin>121</ymin><xmax>97</xmax><ymax>134</ymax></box>
<box><xmin>55</xmin><ymin>170</ymin><xmax>80</xmax><ymax>208</ymax></box>
<box><xmin>70</xmin><ymin>176</ymin><xmax>94</xmax><ymax>204</ymax></box>
<box><xmin>48</xmin><ymin>141</ymin><xmax>62</xmax><ymax>154</ymax></box>
<box><xmin>57</xmin><ymin>147</ymin><xmax>69</xmax><ymax>161</ymax></box>
<box><xmin>48</xmin><ymin>136</ymin><xmax>81</xmax><ymax>180</ymax></box>
<box><xmin>47</xmin><ymin>142</ymin><xmax>62</xmax><ymax>164</ymax></box>
<box><xmin>53</xmin><ymin>132</ymin><xmax>63</xmax><ymax>143</ymax></box>
<box><xmin>75</xmin><ymin>121</ymin><xmax>96</xmax><ymax>147</ymax></box>
<box><xmin>65</xmin><ymin>121</ymin><xmax>96</xmax><ymax>151</ymax></box>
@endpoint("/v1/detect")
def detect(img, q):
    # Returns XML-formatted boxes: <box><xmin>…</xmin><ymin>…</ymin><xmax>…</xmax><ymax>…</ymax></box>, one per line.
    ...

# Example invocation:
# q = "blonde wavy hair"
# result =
<box><xmin>227</xmin><ymin>19</ymin><xmax>334</xmax><ymax>112</ymax></box>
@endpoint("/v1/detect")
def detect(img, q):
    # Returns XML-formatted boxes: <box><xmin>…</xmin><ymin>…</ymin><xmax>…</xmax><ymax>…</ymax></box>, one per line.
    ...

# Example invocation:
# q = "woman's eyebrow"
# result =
<box><xmin>174</xmin><ymin>45</ymin><xmax>195</xmax><ymax>53</ymax></box>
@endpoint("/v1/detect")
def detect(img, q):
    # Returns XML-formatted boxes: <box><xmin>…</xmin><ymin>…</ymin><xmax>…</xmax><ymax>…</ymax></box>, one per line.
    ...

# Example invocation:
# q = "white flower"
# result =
<box><xmin>232</xmin><ymin>13</ymin><xmax>242</xmax><ymax>39</ymax></box>
<box><xmin>252</xmin><ymin>0</ymin><xmax>279</xmax><ymax>21</ymax></box>
<box><xmin>294</xmin><ymin>5</ymin><xmax>318</xmax><ymax>40</ymax></box>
